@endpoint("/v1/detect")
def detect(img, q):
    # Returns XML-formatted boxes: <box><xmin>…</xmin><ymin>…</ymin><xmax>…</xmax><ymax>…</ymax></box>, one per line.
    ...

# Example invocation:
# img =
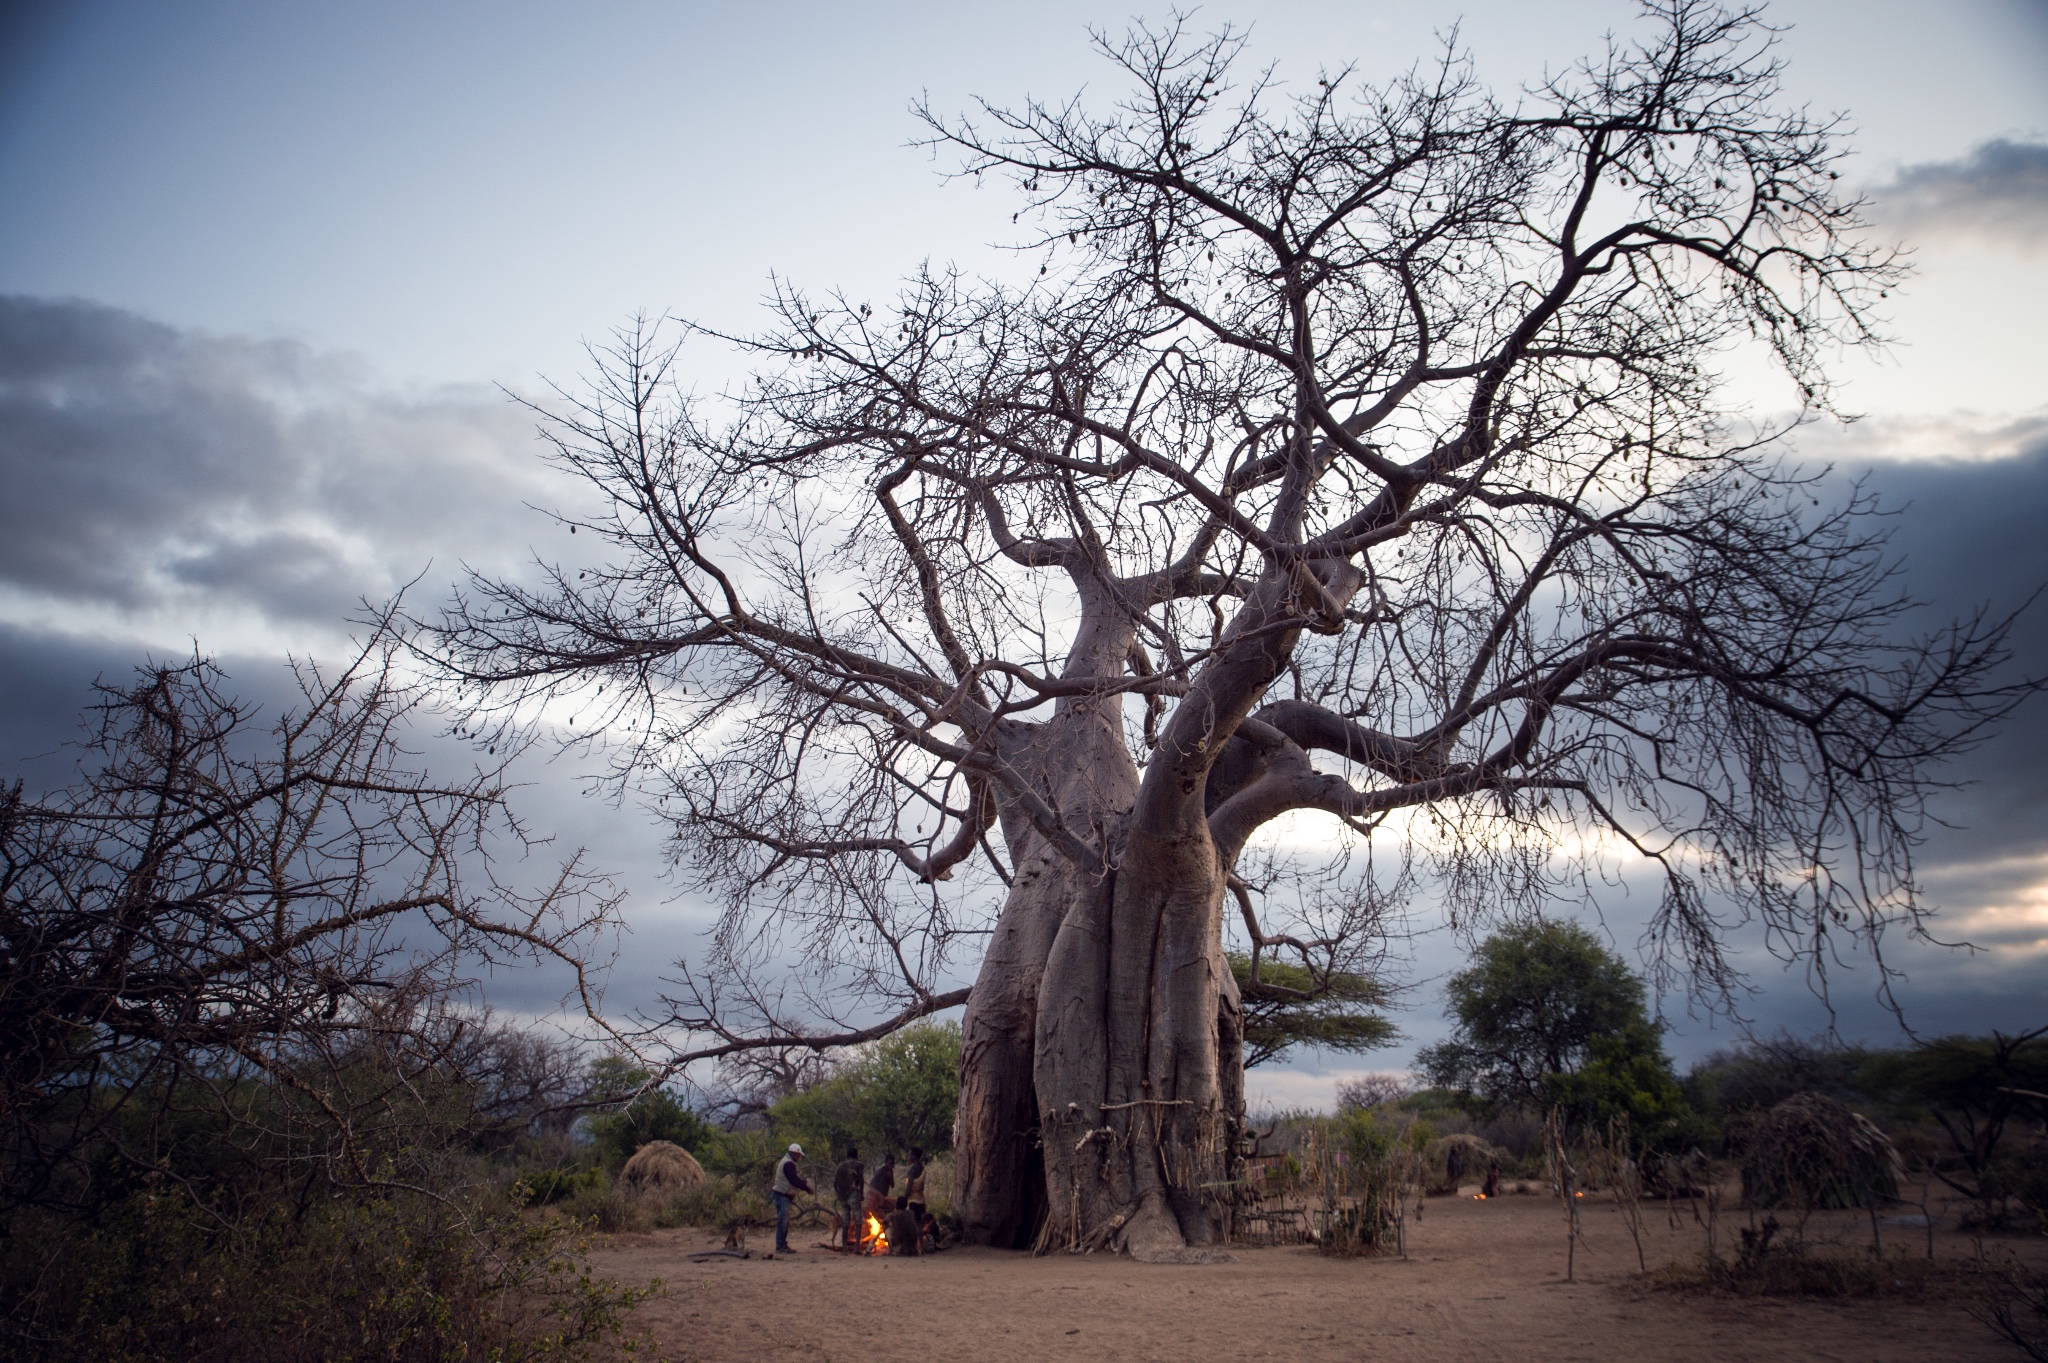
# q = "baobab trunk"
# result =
<box><xmin>1026</xmin><ymin>568</ymin><xmax>1357</xmax><ymax>1257</ymax></box>
<box><xmin>955</xmin><ymin>569</ymin><xmax>1345</xmax><ymax>1256</ymax></box>
<box><xmin>950</xmin><ymin>817</ymin><xmax>1079</xmax><ymax>1246</ymax></box>
<box><xmin>1033</xmin><ymin>819</ymin><xmax>1238</xmax><ymax>1259</ymax></box>
<box><xmin>952</xmin><ymin>679</ymin><xmax>1139</xmax><ymax>1245</ymax></box>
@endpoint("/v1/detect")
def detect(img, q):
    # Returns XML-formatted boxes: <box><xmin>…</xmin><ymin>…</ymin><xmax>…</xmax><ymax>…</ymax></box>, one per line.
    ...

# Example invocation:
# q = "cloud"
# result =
<box><xmin>1792</xmin><ymin>408</ymin><xmax>2048</xmax><ymax>466</ymax></box>
<box><xmin>0</xmin><ymin>295</ymin><xmax>569</xmax><ymax>643</ymax></box>
<box><xmin>3</xmin><ymin>295</ymin><xmax>2044</xmax><ymax>1072</ymax></box>
<box><xmin>1872</xmin><ymin>138</ymin><xmax>2048</xmax><ymax>251</ymax></box>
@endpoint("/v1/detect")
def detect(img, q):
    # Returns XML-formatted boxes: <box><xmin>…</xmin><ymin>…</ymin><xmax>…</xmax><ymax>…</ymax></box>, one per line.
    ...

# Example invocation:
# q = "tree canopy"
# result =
<box><xmin>1227</xmin><ymin>952</ymin><xmax>1396</xmax><ymax>1068</ymax></box>
<box><xmin>1419</xmin><ymin>921</ymin><xmax>1687</xmax><ymax>1137</ymax></box>
<box><xmin>767</xmin><ymin>1021</ymin><xmax>963</xmax><ymax>1159</ymax></box>
<box><xmin>426</xmin><ymin>2</ymin><xmax>2026</xmax><ymax>1254</ymax></box>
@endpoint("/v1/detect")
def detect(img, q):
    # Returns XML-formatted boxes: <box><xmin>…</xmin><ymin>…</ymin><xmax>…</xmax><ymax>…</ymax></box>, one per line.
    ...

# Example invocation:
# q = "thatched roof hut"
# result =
<box><xmin>1734</xmin><ymin>1092</ymin><xmax>1899</xmax><ymax>1210</ymax></box>
<box><xmin>619</xmin><ymin>1140</ymin><xmax>706</xmax><ymax>1199</ymax></box>
<box><xmin>1421</xmin><ymin>1133</ymin><xmax>1500</xmax><ymax>1193</ymax></box>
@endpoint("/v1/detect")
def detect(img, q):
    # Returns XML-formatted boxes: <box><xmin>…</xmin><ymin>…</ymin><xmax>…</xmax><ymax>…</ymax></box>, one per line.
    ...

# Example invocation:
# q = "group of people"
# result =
<box><xmin>833</xmin><ymin>1144</ymin><xmax>940</xmax><ymax>1255</ymax></box>
<box><xmin>764</xmin><ymin>1141</ymin><xmax>941</xmax><ymax>1255</ymax></box>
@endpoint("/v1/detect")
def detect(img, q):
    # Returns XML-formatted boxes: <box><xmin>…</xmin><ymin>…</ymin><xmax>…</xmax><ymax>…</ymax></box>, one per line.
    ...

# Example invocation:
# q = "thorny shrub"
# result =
<box><xmin>0</xmin><ymin>1178</ymin><xmax>654</xmax><ymax>1363</ymax></box>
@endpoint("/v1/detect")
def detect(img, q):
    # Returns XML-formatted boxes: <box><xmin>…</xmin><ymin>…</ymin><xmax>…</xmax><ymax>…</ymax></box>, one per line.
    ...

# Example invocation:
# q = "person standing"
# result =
<box><xmin>770</xmin><ymin>1142</ymin><xmax>812</xmax><ymax>1254</ymax></box>
<box><xmin>864</xmin><ymin>1150</ymin><xmax>896</xmax><ymax>1223</ymax></box>
<box><xmin>832</xmin><ymin>1145</ymin><xmax>866</xmax><ymax>1251</ymax></box>
<box><xmin>903</xmin><ymin>1147</ymin><xmax>928</xmax><ymax>1223</ymax></box>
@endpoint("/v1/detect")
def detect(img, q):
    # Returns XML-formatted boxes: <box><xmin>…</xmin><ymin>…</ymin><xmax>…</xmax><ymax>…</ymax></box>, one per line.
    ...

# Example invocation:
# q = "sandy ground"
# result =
<box><xmin>591</xmin><ymin>1190</ymin><xmax>2039</xmax><ymax>1363</ymax></box>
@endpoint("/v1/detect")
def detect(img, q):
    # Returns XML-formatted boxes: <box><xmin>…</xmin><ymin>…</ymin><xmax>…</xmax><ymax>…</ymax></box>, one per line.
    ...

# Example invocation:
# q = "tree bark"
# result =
<box><xmin>1054</xmin><ymin>821</ymin><xmax>1239</xmax><ymax>1260</ymax></box>
<box><xmin>952</xmin><ymin>662</ymin><xmax>1139</xmax><ymax>1245</ymax></box>
<box><xmin>1009</xmin><ymin>574</ymin><xmax>1346</xmax><ymax>1257</ymax></box>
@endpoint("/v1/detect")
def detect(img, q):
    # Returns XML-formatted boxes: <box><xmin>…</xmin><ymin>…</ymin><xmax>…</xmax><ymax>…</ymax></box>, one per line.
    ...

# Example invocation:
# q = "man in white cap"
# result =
<box><xmin>770</xmin><ymin>1142</ymin><xmax>813</xmax><ymax>1254</ymax></box>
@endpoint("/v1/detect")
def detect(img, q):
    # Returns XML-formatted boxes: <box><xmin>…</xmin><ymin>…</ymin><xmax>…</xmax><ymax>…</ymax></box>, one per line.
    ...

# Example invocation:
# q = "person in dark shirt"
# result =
<box><xmin>887</xmin><ymin>1196</ymin><xmax>921</xmax><ymax>1256</ymax></box>
<box><xmin>903</xmin><ymin>1146</ymin><xmax>928</xmax><ymax>1221</ymax></box>
<box><xmin>769</xmin><ymin>1143</ymin><xmax>812</xmax><ymax>1254</ymax></box>
<box><xmin>832</xmin><ymin>1145</ymin><xmax>866</xmax><ymax>1252</ymax></box>
<box><xmin>864</xmin><ymin>1151</ymin><xmax>896</xmax><ymax>1222</ymax></box>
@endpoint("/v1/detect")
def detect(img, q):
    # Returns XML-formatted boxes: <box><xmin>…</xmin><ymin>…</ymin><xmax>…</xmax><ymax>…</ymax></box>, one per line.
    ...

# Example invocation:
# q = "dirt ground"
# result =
<box><xmin>591</xmin><ymin>1189</ymin><xmax>2040</xmax><ymax>1362</ymax></box>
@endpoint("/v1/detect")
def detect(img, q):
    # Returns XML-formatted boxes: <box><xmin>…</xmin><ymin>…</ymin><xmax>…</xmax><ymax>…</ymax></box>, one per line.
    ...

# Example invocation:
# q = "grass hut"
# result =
<box><xmin>1421</xmin><ymin>1133</ymin><xmax>1500</xmax><ymax>1194</ymax></box>
<box><xmin>619</xmin><ymin>1140</ymin><xmax>706</xmax><ymax>1200</ymax></box>
<box><xmin>1735</xmin><ymin>1092</ymin><xmax>1899</xmax><ymax>1210</ymax></box>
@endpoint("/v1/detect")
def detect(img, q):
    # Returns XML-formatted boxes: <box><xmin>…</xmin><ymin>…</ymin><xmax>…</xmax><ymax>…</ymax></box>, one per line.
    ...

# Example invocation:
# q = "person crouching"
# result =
<box><xmin>887</xmin><ymin>1196</ymin><xmax>921</xmax><ymax>1256</ymax></box>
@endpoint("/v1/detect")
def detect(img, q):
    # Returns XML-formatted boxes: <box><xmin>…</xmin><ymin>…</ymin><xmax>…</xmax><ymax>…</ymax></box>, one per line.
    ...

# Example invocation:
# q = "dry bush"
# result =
<box><xmin>1303</xmin><ymin>1112</ymin><xmax>1423</xmax><ymax>1257</ymax></box>
<box><xmin>0</xmin><ymin>645</ymin><xmax>649</xmax><ymax>1362</ymax></box>
<box><xmin>0</xmin><ymin>1179</ymin><xmax>649</xmax><ymax>1363</ymax></box>
<box><xmin>1655</xmin><ymin>1214</ymin><xmax>1952</xmax><ymax>1299</ymax></box>
<box><xmin>1970</xmin><ymin>1252</ymin><xmax>2048</xmax><ymax>1361</ymax></box>
<box><xmin>1733</xmin><ymin>1093</ymin><xmax>1900</xmax><ymax>1211</ymax></box>
<box><xmin>657</xmin><ymin>1175</ymin><xmax>774</xmax><ymax>1230</ymax></box>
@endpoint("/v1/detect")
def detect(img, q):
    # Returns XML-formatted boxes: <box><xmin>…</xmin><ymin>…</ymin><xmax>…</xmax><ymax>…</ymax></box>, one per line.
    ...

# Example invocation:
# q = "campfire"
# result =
<box><xmin>858</xmin><ymin>1212</ymin><xmax>889</xmax><ymax>1254</ymax></box>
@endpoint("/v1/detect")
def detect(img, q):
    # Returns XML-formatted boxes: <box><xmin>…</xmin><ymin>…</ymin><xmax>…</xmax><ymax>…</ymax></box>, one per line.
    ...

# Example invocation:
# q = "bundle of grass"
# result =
<box><xmin>1421</xmin><ymin>1134</ymin><xmax>1500</xmax><ymax>1195</ymax></box>
<box><xmin>1734</xmin><ymin>1092</ymin><xmax>1899</xmax><ymax>1210</ymax></box>
<box><xmin>619</xmin><ymin>1139</ymin><xmax>706</xmax><ymax>1200</ymax></box>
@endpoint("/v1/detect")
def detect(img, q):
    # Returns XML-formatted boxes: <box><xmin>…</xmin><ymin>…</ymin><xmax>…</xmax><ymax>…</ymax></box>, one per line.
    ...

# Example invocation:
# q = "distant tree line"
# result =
<box><xmin>1341</xmin><ymin>920</ymin><xmax>2047</xmax><ymax>1229</ymax></box>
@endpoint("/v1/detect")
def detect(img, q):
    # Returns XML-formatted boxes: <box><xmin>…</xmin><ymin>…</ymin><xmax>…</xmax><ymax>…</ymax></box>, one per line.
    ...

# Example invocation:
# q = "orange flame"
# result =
<box><xmin>865</xmin><ymin>1213</ymin><xmax>888</xmax><ymax>1253</ymax></box>
<box><xmin>1472</xmin><ymin>1193</ymin><xmax>1487</xmax><ymax>1200</ymax></box>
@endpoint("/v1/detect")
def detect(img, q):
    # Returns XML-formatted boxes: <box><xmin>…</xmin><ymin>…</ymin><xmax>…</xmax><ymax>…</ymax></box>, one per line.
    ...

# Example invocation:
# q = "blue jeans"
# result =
<box><xmin>772</xmin><ymin>1191</ymin><xmax>793</xmax><ymax>1248</ymax></box>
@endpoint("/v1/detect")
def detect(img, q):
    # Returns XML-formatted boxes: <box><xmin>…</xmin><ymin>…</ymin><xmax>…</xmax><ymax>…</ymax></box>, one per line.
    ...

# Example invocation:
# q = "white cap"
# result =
<box><xmin>787</xmin><ymin>1142</ymin><xmax>804</xmax><ymax>1155</ymax></box>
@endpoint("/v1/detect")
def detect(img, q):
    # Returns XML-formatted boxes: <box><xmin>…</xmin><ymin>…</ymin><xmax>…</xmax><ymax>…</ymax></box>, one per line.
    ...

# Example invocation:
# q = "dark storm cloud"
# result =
<box><xmin>1855</xmin><ymin>439</ymin><xmax>2048</xmax><ymax>862</ymax></box>
<box><xmin>1873</xmin><ymin>138</ymin><xmax>2048</xmax><ymax>249</ymax></box>
<box><xmin>0</xmin><ymin>295</ymin><xmax>563</xmax><ymax>627</ymax></box>
<box><xmin>2</xmin><ymin>296</ymin><xmax>2042</xmax><ymax>1072</ymax></box>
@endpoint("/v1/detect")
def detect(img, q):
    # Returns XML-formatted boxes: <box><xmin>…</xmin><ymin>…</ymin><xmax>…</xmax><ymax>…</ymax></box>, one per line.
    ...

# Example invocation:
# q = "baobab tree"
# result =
<box><xmin>430</xmin><ymin>3</ymin><xmax>2025</xmax><ymax>1259</ymax></box>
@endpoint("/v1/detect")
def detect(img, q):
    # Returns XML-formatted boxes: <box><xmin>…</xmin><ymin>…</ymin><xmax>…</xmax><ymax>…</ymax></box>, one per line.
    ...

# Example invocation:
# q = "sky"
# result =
<box><xmin>3</xmin><ymin>0</ymin><xmax>2046</xmax><ymax>1113</ymax></box>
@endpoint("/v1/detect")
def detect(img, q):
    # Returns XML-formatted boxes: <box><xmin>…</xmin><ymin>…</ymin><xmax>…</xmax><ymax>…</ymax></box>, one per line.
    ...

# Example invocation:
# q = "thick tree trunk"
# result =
<box><xmin>956</xmin><ymin>568</ymin><xmax>1349</xmax><ymax>1257</ymax></box>
<box><xmin>951</xmin><ymin>823</ymin><xmax>1076</xmax><ymax>1245</ymax></box>
<box><xmin>1025</xmin><ymin>569</ymin><xmax>1356</xmax><ymax>1258</ymax></box>
<box><xmin>1033</xmin><ymin>815</ymin><xmax>1237</xmax><ymax>1260</ymax></box>
<box><xmin>952</xmin><ymin>691</ymin><xmax>1138</xmax><ymax>1245</ymax></box>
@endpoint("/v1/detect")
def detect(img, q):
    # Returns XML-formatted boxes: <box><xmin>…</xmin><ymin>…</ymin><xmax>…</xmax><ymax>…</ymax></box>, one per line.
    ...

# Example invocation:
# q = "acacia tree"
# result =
<box><xmin>0</xmin><ymin>636</ymin><xmax>618</xmax><ymax>1209</ymax></box>
<box><xmin>1417</xmin><ymin>920</ymin><xmax>1655</xmax><ymax>1109</ymax></box>
<box><xmin>431</xmin><ymin>4</ymin><xmax>2025</xmax><ymax>1258</ymax></box>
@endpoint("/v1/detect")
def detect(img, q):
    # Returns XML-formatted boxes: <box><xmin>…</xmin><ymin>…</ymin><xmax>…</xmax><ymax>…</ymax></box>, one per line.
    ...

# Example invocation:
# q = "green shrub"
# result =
<box><xmin>553</xmin><ymin>1182</ymin><xmax>651</xmax><ymax>1235</ymax></box>
<box><xmin>656</xmin><ymin>1175</ymin><xmax>775</xmax><ymax>1229</ymax></box>
<box><xmin>515</xmin><ymin>1165</ymin><xmax>610</xmax><ymax>1206</ymax></box>
<box><xmin>767</xmin><ymin>1021</ymin><xmax>961</xmax><ymax>1159</ymax></box>
<box><xmin>581</xmin><ymin>1058</ymin><xmax>714</xmax><ymax>1170</ymax></box>
<box><xmin>695</xmin><ymin>1126</ymin><xmax>774</xmax><ymax>1182</ymax></box>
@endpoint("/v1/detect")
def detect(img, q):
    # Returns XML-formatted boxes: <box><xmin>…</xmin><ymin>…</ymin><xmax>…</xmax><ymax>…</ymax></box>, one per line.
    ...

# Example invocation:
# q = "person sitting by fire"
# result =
<box><xmin>887</xmin><ymin>1196</ymin><xmax>921</xmax><ymax>1256</ymax></box>
<box><xmin>863</xmin><ymin>1150</ymin><xmax>896</xmax><ymax>1224</ymax></box>
<box><xmin>1483</xmin><ymin>1160</ymin><xmax>1502</xmax><ymax>1198</ymax></box>
<box><xmin>831</xmin><ymin>1145</ymin><xmax>866</xmax><ymax>1252</ymax></box>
